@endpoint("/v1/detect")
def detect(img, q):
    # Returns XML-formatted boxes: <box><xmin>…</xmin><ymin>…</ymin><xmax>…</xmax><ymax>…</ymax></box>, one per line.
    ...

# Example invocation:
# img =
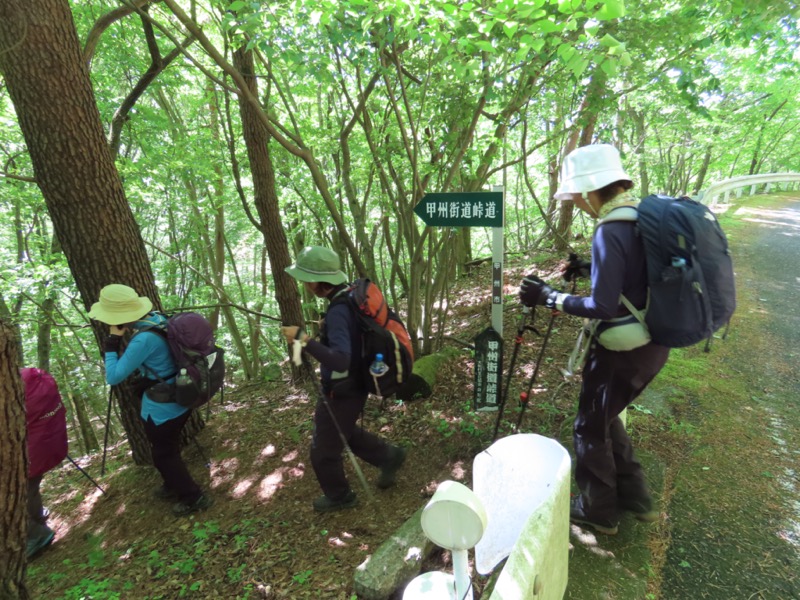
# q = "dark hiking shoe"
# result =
<box><xmin>172</xmin><ymin>494</ymin><xmax>214</xmax><ymax>517</ymax></box>
<box><xmin>377</xmin><ymin>445</ymin><xmax>407</xmax><ymax>489</ymax></box>
<box><xmin>153</xmin><ymin>485</ymin><xmax>178</xmax><ymax>501</ymax></box>
<box><xmin>570</xmin><ymin>499</ymin><xmax>619</xmax><ymax>535</ymax></box>
<box><xmin>618</xmin><ymin>496</ymin><xmax>659</xmax><ymax>522</ymax></box>
<box><xmin>313</xmin><ymin>490</ymin><xmax>358</xmax><ymax>513</ymax></box>
<box><xmin>26</xmin><ymin>526</ymin><xmax>55</xmax><ymax>559</ymax></box>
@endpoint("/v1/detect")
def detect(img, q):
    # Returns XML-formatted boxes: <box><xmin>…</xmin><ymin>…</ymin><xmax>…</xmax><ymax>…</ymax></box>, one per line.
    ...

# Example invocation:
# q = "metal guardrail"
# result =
<box><xmin>701</xmin><ymin>172</ymin><xmax>800</xmax><ymax>206</ymax></box>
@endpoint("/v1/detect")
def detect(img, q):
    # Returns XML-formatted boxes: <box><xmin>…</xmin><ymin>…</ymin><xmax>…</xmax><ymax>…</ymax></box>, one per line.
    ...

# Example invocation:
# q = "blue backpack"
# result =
<box><xmin>600</xmin><ymin>194</ymin><xmax>736</xmax><ymax>348</ymax></box>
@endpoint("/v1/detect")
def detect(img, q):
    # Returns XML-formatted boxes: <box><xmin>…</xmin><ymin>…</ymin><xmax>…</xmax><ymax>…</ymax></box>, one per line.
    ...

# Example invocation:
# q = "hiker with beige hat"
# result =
<box><xmin>89</xmin><ymin>284</ymin><xmax>212</xmax><ymax>516</ymax></box>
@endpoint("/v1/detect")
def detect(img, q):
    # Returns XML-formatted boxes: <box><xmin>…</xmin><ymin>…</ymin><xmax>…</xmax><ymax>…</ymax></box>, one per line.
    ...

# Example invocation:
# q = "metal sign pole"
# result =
<box><xmin>491</xmin><ymin>185</ymin><xmax>504</xmax><ymax>337</ymax></box>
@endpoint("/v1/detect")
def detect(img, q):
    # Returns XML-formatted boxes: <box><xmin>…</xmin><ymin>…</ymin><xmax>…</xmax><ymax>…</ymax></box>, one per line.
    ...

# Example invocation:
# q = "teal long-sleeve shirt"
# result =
<box><xmin>103</xmin><ymin>314</ymin><xmax>189</xmax><ymax>425</ymax></box>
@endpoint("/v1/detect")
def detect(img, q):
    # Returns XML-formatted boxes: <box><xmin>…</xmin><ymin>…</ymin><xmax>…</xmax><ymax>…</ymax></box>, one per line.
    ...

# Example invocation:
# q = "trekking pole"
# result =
<box><xmin>514</xmin><ymin>280</ymin><xmax>576</xmax><ymax>434</ymax></box>
<box><xmin>492</xmin><ymin>307</ymin><xmax>534</xmax><ymax>442</ymax></box>
<box><xmin>289</xmin><ymin>337</ymin><xmax>373</xmax><ymax>501</ymax></box>
<box><xmin>513</xmin><ymin>308</ymin><xmax>558</xmax><ymax>434</ymax></box>
<box><xmin>67</xmin><ymin>455</ymin><xmax>106</xmax><ymax>495</ymax></box>
<box><xmin>100</xmin><ymin>387</ymin><xmax>113</xmax><ymax>477</ymax></box>
<box><xmin>704</xmin><ymin>320</ymin><xmax>732</xmax><ymax>353</ymax></box>
<box><xmin>193</xmin><ymin>438</ymin><xmax>211</xmax><ymax>469</ymax></box>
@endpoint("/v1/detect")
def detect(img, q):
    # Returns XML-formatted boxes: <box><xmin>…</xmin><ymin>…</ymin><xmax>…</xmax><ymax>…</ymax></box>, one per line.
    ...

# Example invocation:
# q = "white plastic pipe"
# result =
<box><xmin>452</xmin><ymin>549</ymin><xmax>472</xmax><ymax>600</ymax></box>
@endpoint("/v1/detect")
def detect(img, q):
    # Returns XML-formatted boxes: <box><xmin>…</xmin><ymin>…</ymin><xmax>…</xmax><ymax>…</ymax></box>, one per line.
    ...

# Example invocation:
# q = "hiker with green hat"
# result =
<box><xmin>518</xmin><ymin>144</ymin><xmax>669</xmax><ymax>535</ymax></box>
<box><xmin>281</xmin><ymin>246</ymin><xmax>406</xmax><ymax>512</ymax></box>
<box><xmin>89</xmin><ymin>284</ymin><xmax>213</xmax><ymax>516</ymax></box>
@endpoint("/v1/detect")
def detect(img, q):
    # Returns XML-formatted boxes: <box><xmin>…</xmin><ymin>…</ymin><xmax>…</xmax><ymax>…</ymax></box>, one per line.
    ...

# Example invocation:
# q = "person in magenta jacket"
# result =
<box><xmin>21</xmin><ymin>367</ymin><xmax>68</xmax><ymax>558</ymax></box>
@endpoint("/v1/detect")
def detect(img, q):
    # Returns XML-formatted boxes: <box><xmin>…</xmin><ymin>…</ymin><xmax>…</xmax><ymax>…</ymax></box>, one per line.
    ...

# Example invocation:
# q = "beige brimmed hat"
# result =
<box><xmin>555</xmin><ymin>144</ymin><xmax>631</xmax><ymax>200</ymax></box>
<box><xmin>88</xmin><ymin>284</ymin><xmax>153</xmax><ymax>325</ymax></box>
<box><xmin>285</xmin><ymin>246</ymin><xmax>347</xmax><ymax>285</ymax></box>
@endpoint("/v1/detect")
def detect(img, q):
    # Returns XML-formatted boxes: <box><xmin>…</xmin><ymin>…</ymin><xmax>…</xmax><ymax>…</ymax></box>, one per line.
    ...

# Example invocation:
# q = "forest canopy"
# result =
<box><xmin>1</xmin><ymin>0</ymin><xmax>799</xmax><ymax>456</ymax></box>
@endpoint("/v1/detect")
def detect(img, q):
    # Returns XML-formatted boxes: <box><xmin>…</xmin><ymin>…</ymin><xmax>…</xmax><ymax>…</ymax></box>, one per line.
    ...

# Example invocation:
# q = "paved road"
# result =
<box><xmin>660</xmin><ymin>195</ymin><xmax>800</xmax><ymax>599</ymax></box>
<box><xmin>725</xmin><ymin>197</ymin><xmax>800</xmax><ymax>559</ymax></box>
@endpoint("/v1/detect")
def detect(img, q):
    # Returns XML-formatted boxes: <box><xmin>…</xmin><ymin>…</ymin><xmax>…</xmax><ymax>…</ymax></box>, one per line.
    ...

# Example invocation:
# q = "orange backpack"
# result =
<box><xmin>344</xmin><ymin>279</ymin><xmax>414</xmax><ymax>397</ymax></box>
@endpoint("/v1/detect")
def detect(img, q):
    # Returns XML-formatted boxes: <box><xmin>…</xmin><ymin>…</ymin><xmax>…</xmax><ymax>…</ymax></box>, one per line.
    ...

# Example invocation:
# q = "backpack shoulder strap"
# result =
<box><xmin>619</xmin><ymin>293</ymin><xmax>647</xmax><ymax>327</ymax></box>
<box><xmin>598</xmin><ymin>205</ymin><xmax>638</xmax><ymax>225</ymax></box>
<box><xmin>133</xmin><ymin>312</ymin><xmax>168</xmax><ymax>335</ymax></box>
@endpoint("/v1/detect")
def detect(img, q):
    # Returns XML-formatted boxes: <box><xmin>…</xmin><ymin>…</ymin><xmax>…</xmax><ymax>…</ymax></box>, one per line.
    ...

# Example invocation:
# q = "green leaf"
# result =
<box><xmin>503</xmin><ymin>21</ymin><xmax>519</xmax><ymax>39</ymax></box>
<box><xmin>557</xmin><ymin>0</ymin><xmax>581</xmax><ymax>13</ymax></box>
<box><xmin>595</xmin><ymin>0</ymin><xmax>626</xmax><ymax>21</ymax></box>
<box><xmin>607</xmin><ymin>43</ymin><xmax>626</xmax><ymax>56</ymax></box>
<box><xmin>531</xmin><ymin>18</ymin><xmax>564</xmax><ymax>34</ymax></box>
<box><xmin>557</xmin><ymin>42</ymin><xmax>576</xmax><ymax>59</ymax></box>
<box><xmin>228</xmin><ymin>0</ymin><xmax>246</xmax><ymax>11</ymax></box>
<box><xmin>599</xmin><ymin>33</ymin><xmax>623</xmax><ymax>47</ymax></box>
<box><xmin>568</xmin><ymin>55</ymin><xmax>589</xmax><ymax>78</ymax></box>
<box><xmin>600</xmin><ymin>57</ymin><xmax>618</xmax><ymax>77</ymax></box>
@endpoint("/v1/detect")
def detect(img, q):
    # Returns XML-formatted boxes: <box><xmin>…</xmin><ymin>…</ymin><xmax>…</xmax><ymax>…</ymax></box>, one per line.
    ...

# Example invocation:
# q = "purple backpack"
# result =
<box><xmin>142</xmin><ymin>312</ymin><xmax>225</xmax><ymax>409</ymax></box>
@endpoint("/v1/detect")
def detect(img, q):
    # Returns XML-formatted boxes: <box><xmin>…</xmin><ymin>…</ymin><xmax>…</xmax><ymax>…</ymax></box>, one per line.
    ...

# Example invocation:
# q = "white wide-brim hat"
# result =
<box><xmin>88</xmin><ymin>284</ymin><xmax>152</xmax><ymax>325</ymax></box>
<box><xmin>555</xmin><ymin>144</ymin><xmax>631</xmax><ymax>200</ymax></box>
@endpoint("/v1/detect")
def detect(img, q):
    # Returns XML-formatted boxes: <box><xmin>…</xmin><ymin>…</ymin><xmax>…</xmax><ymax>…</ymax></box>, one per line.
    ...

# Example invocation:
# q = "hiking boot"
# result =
<box><xmin>26</xmin><ymin>526</ymin><xmax>55</xmax><ymax>559</ymax></box>
<box><xmin>377</xmin><ymin>445</ymin><xmax>407</xmax><ymax>489</ymax></box>
<box><xmin>172</xmin><ymin>494</ymin><xmax>214</xmax><ymax>517</ymax></box>
<box><xmin>313</xmin><ymin>490</ymin><xmax>358</xmax><ymax>513</ymax></box>
<box><xmin>153</xmin><ymin>485</ymin><xmax>178</xmax><ymax>501</ymax></box>
<box><xmin>569</xmin><ymin>499</ymin><xmax>618</xmax><ymax>535</ymax></box>
<box><xmin>619</xmin><ymin>496</ymin><xmax>659</xmax><ymax>522</ymax></box>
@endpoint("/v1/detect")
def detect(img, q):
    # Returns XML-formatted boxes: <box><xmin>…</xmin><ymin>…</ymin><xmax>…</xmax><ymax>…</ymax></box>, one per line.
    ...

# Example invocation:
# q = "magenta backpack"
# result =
<box><xmin>21</xmin><ymin>368</ymin><xmax>68</xmax><ymax>478</ymax></box>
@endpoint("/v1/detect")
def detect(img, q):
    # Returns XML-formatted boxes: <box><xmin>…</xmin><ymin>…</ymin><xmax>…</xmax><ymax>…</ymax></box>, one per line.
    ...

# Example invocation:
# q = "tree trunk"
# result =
<box><xmin>0</xmin><ymin>0</ymin><xmax>203</xmax><ymax>465</ymax></box>
<box><xmin>232</xmin><ymin>47</ymin><xmax>311</xmax><ymax>380</ymax></box>
<box><xmin>554</xmin><ymin>69</ymin><xmax>607</xmax><ymax>251</ymax></box>
<box><xmin>0</xmin><ymin>321</ymin><xmax>29</xmax><ymax>600</ymax></box>
<box><xmin>632</xmin><ymin>109</ymin><xmax>650</xmax><ymax>196</ymax></box>
<box><xmin>55</xmin><ymin>355</ymin><xmax>100</xmax><ymax>453</ymax></box>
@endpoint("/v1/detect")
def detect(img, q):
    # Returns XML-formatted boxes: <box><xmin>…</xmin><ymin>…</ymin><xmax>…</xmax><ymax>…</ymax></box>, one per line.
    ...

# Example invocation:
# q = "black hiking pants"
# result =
<box><xmin>311</xmin><ymin>389</ymin><xmax>391</xmax><ymax>500</ymax></box>
<box><xmin>143</xmin><ymin>412</ymin><xmax>201</xmax><ymax>504</ymax></box>
<box><xmin>573</xmin><ymin>340</ymin><xmax>670</xmax><ymax>521</ymax></box>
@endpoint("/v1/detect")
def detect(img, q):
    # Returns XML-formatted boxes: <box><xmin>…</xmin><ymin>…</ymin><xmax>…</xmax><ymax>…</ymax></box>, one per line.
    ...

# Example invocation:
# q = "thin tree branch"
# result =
<box><xmin>84</xmin><ymin>0</ymin><xmax>153</xmax><ymax>65</ymax></box>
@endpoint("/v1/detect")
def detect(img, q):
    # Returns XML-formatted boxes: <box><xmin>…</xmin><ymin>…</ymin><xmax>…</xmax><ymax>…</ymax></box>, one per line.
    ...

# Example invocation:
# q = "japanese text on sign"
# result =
<box><xmin>474</xmin><ymin>327</ymin><xmax>503</xmax><ymax>411</ymax></box>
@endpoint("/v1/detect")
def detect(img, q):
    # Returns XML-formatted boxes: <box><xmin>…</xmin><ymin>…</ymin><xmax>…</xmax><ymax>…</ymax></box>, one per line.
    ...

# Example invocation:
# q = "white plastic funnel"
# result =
<box><xmin>473</xmin><ymin>433</ymin><xmax>571</xmax><ymax>575</ymax></box>
<box><xmin>420</xmin><ymin>480</ymin><xmax>487</xmax><ymax>551</ymax></box>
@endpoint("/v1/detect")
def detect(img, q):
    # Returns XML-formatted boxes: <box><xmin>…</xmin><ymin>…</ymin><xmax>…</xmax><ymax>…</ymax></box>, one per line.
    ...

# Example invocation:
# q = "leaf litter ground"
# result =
<box><xmin>28</xmin><ymin>255</ymin><xmax>587</xmax><ymax>599</ymax></box>
<box><xmin>27</xmin><ymin>222</ymin><xmax>800</xmax><ymax>598</ymax></box>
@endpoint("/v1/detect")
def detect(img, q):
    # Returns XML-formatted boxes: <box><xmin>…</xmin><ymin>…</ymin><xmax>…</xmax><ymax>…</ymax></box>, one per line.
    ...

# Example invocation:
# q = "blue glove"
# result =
<box><xmin>519</xmin><ymin>273</ymin><xmax>560</xmax><ymax>309</ymax></box>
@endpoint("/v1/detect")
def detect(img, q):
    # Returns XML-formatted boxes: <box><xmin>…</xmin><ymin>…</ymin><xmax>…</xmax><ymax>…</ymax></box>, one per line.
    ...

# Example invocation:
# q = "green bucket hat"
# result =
<box><xmin>285</xmin><ymin>246</ymin><xmax>348</xmax><ymax>285</ymax></box>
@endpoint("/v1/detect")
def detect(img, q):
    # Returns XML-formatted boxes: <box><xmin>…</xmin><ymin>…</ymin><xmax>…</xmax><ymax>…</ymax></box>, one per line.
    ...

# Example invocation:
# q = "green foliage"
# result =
<box><xmin>291</xmin><ymin>568</ymin><xmax>314</xmax><ymax>585</ymax></box>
